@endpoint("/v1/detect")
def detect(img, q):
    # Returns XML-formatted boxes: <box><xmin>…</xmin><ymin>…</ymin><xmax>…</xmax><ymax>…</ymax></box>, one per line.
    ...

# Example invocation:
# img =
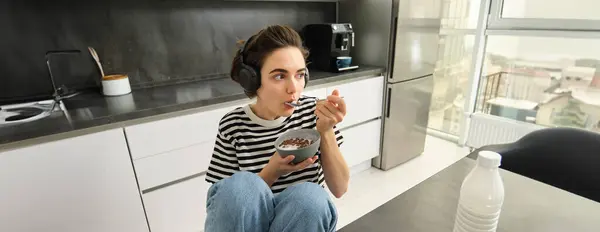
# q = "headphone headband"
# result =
<box><xmin>236</xmin><ymin>34</ymin><xmax>261</xmax><ymax>95</ymax></box>
<box><xmin>240</xmin><ymin>34</ymin><xmax>257</xmax><ymax>67</ymax></box>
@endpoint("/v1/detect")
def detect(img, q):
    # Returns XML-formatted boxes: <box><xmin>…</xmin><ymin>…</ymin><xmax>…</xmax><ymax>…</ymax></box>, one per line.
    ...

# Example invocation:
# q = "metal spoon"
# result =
<box><xmin>285</xmin><ymin>97</ymin><xmax>344</xmax><ymax>108</ymax></box>
<box><xmin>285</xmin><ymin>102</ymin><xmax>300</xmax><ymax>107</ymax></box>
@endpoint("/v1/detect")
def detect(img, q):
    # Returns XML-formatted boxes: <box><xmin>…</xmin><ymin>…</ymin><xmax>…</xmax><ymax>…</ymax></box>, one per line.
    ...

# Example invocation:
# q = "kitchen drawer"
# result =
<box><xmin>125</xmin><ymin>105</ymin><xmax>240</xmax><ymax>160</ymax></box>
<box><xmin>302</xmin><ymin>87</ymin><xmax>327</xmax><ymax>100</ymax></box>
<box><xmin>134</xmin><ymin>141</ymin><xmax>214</xmax><ymax>191</ymax></box>
<box><xmin>143</xmin><ymin>175</ymin><xmax>210</xmax><ymax>232</ymax></box>
<box><xmin>0</xmin><ymin>129</ymin><xmax>149</xmax><ymax>232</ymax></box>
<box><xmin>327</xmin><ymin>76</ymin><xmax>384</xmax><ymax>129</ymax></box>
<box><xmin>340</xmin><ymin>119</ymin><xmax>382</xmax><ymax>167</ymax></box>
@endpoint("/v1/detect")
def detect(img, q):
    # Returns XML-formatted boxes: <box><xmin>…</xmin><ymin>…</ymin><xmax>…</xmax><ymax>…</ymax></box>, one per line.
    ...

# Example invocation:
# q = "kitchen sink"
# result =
<box><xmin>0</xmin><ymin>100</ymin><xmax>62</xmax><ymax>127</ymax></box>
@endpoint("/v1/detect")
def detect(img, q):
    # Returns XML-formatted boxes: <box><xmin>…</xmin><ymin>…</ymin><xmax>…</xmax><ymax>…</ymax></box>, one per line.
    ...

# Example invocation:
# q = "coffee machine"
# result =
<box><xmin>302</xmin><ymin>23</ymin><xmax>359</xmax><ymax>72</ymax></box>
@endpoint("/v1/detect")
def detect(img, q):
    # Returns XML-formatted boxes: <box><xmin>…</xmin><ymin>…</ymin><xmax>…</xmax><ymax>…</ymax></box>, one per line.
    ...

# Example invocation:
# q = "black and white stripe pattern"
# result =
<box><xmin>205</xmin><ymin>96</ymin><xmax>344</xmax><ymax>193</ymax></box>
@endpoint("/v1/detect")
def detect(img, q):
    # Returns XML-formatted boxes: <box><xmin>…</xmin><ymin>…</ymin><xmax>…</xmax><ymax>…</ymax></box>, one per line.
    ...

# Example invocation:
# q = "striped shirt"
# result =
<box><xmin>205</xmin><ymin>96</ymin><xmax>344</xmax><ymax>193</ymax></box>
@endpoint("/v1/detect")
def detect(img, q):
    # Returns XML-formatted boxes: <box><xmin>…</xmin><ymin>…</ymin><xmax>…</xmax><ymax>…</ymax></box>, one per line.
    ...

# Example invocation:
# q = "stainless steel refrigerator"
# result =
<box><xmin>340</xmin><ymin>0</ymin><xmax>442</xmax><ymax>170</ymax></box>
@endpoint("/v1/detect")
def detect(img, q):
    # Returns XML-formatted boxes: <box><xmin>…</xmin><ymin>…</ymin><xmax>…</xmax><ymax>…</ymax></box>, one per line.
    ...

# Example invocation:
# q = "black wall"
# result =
<box><xmin>0</xmin><ymin>0</ymin><xmax>335</xmax><ymax>104</ymax></box>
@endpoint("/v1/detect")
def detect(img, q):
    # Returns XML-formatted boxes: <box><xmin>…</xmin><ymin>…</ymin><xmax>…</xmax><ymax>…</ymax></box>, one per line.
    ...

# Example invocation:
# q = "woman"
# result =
<box><xmin>204</xmin><ymin>25</ymin><xmax>350</xmax><ymax>232</ymax></box>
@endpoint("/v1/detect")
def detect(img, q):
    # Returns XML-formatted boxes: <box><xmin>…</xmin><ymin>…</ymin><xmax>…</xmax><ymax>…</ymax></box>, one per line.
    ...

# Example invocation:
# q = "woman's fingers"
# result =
<box><xmin>317</xmin><ymin>108</ymin><xmax>335</xmax><ymax>125</ymax></box>
<box><xmin>315</xmin><ymin>107</ymin><xmax>325</xmax><ymax>119</ymax></box>
<box><xmin>322</xmin><ymin>102</ymin><xmax>344</xmax><ymax>123</ymax></box>
<box><xmin>281</xmin><ymin>156</ymin><xmax>317</xmax><ymax>172</ymax></box>
<box><xmin>332</xmin><ymin>89</ymin><xmax>340</xmax><ymax>97</ymax></box>
<box><xmin>271</xmin><ymin>153</ymin><xmax>318</xmax><ymax>176</ymax></box>
<box><xmin>326</xmin><ymin>94</ymin><xmax>347</xmax><ymax>115</ymax></box>
<box><xmin>292</xmin><ymin>156</ymin><xmax>317</xmax><ymax>170</ymax></box>
<box><xmin>317</xmin><ymin>105</ymin><xmax>343</xmax><ymax>125</ymax></box>
<box><xmin>279</xmin><ymin>155</ymin><xmax>295</xmax><ymax>164</ymax></box>
<box><xmin>317</xmin><ymin>105</ymin><xmax>336</xmax><ymax>122</ymax></box>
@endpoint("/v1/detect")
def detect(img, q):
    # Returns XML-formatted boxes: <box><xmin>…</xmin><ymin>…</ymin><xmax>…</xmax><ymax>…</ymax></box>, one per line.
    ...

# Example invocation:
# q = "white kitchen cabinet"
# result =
<box><xmin>125</xmin><ymin>104</ymin><xmax>243</xmax><ymax>160</ymax></box>
<box><xmin>143</xmin><ymin>175</ymin><xmax>211</xmax><ymax>232</ymax></box>
<box><xmin>340</xmin><ymin>119</ymin><xmax>382</xmax><ymax>167</ymax></box>
<box><xmin>135</xmin><ymin>141</ymin><xmax>214</xmax><ymax>191</ymax></box>
<box><xmin>302</xmin><ymin>87</ymin><xmax>327</xmax><ymax>100</ymax></box>
<box><xmin>327</xmin><ymin>76</ymin><xmax>384</xmax><ymax>129</ymax></box>
<box><xmin>0</xmin><ymin>129</ymin><xmax>149</xmax><ymax>232</ymax></box>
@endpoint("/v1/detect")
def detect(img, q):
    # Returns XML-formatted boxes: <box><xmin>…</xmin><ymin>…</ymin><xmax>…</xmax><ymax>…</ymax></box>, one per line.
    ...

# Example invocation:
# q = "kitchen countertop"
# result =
<box><xmin>0</xmin><ymin>66</ymin><xmax>384</xmax><ymax>151</ymax></box>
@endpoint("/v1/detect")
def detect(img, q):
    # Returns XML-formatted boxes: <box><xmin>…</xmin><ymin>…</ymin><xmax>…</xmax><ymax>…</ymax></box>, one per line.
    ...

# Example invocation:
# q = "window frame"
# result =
<box><xmin>487</xmin><ymin>0</ymin><xmax>600</xmax><ymax>31</ymax></box>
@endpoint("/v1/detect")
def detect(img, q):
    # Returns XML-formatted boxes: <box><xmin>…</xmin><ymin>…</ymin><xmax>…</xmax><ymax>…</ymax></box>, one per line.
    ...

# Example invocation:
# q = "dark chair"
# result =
<box><xmin>469</xmin><ymin>127</ymin><xmax>600</xmax><ymax>203</ymax></box>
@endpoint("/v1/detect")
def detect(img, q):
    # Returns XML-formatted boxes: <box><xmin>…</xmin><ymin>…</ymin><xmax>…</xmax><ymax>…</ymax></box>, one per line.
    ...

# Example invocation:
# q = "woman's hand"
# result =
<box><xmin>316</xmin><ymin>89</ymin><xmax>347</xmax><ymax>133</ymax></box>
<box><xmin>258</xmin><ymin>152</ymin><xmax>318</xmax><ymax>186</ymax></box>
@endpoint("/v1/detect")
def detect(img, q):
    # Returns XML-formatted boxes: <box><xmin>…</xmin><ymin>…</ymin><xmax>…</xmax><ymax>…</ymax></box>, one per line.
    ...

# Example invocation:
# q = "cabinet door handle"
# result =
<box><xmin>386</xmin><ymin>88</ymin><xmax>392</xmax><ymax>118</ymax></box>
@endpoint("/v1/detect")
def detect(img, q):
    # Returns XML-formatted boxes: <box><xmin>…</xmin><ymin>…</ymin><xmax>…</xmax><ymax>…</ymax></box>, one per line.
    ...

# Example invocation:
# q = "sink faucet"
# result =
<box><xmin>45</xmin><ymin>50</ymin><xmax>81</xmax><ymax>123</ymax></box>
<box><xmin>45</xmin><ymin>50</ymin><xmax>81</xmax><ymax>102</ymax></box>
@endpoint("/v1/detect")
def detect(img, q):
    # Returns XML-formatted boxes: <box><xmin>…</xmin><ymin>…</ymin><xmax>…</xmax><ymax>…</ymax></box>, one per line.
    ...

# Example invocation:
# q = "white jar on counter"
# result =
<box><xmin>102</xmin><ymin>74</ymin><xmax>132</xmax><ymax>96</ymax></box>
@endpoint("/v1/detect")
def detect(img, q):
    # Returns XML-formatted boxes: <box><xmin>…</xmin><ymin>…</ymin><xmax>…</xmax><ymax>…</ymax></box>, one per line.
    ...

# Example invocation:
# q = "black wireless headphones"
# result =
<box><xmin>237</xmin><ymin>34</ymin><xmax>310</xmax><ymax>95</ymax></box>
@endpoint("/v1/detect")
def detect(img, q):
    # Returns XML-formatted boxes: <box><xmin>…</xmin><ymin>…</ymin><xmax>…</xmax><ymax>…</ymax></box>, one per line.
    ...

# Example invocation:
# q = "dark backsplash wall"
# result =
<box><xmin>0</xmin><ymin>0</ymin><xmax>335</xmax><ymax>104</ymax></box>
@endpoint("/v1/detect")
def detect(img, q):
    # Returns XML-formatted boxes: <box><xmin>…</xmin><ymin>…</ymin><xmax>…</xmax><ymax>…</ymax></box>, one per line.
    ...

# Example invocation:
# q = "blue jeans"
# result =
<box><xmin>204</xmin><ymin>172</ymin><xmax>338</xmax><ymax>232</ymax></box>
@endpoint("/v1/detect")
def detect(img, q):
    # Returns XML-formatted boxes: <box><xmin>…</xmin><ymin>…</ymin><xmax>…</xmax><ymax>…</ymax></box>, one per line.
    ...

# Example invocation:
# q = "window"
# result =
<box><xmin>477</xmin><ymin>35</ymin><xmax>600</xmax><ymax>131</ymax></box>
<box><xmin>427</xmin><ymin>0</ymin><xmax>482</xmax><ymax>138</ymax></box>
<box><xmin>428</xmin><ymin>34</ymin><xmax>476</xmax><ymax>135</ymax></box>
<box><xmin>403</xmin><ymin>0</ymin><xmax>443</xmax><ymax>19</ymax></box>
<box><xmin>439</xmin><ymin>0</ymin><xmax>600</xmax><ymax>144</ymax></box>
<box><xmin>501</xmin><ymin>0</ymin><xmax>600</xmax><ymax>20</ymax></box>
<box><xmin>441</xmin><ymin>0</ymin><xmax>482</xmax><ymax>29</ymax></box>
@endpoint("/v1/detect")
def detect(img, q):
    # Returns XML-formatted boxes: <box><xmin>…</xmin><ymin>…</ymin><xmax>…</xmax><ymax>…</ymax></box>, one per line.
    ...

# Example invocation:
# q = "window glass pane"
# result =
<box><xmin>478</xmin><ymin>35</ymin><xmax>600</xmax><ymax>133</ymax></box>
<box><xmin>441</xmin><ymin>0</ymin><xmax>482</xmax><ymax>29</ymax></box>
<box><xmin>401</xmin><ymin>0</ymin><xmax>443</xmax><ymax>19</ymax></box>
<box><xmin>501</xmin><ymin>0</ymin><xmax>600</xmax><ymax>20</ymax></box>
<box><xmin>428</xmin><ymin>34</ymin><xmax>476</xmax><ymax>135</ymax></box>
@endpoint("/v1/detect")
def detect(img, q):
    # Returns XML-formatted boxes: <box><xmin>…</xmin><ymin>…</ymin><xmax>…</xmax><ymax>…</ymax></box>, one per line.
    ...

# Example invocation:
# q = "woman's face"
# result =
<box><xmin>255</xmin><ymin>46</ymin><xmax>307</xmax><ymax>119</ymax></box>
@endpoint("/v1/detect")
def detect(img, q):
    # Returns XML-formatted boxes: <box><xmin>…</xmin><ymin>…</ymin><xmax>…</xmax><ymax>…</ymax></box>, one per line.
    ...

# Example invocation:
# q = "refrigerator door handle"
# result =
<box><xmin>386</xmin><ymin>88</ymin><xmax>392</xmax><ymax>118</ymax></box>
<box><xmin>388</xmin><ymin>16</ymin><xmax>398</xmax><ymax>80</ymax></box>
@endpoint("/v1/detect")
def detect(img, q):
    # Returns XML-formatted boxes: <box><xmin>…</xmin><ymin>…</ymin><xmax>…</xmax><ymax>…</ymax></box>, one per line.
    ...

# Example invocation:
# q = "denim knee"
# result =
<box><xmin>284</xmin><ymin>182</ymin><xmax>336</xmax><ymax>217</ymax></box>
<box><xmin>205</xmin><ymin>172</ymin><xmax>275</xmax><ymax>232</ymax></box>
<box><xmin>207</xmin><ymin>171</ymin><xmax>273</xmax><ymax>209</ymax></box>
<box><xmin>227</xmin><ymin>171</ymin><xmax>270</xmax><ymax>192</ymax></box>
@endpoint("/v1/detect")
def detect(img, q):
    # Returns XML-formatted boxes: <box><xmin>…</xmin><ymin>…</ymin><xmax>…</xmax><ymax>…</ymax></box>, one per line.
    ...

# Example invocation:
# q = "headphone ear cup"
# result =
<box><xmin>304</xmin><ymin>68</ymin><xmax>310</xmax><ymax>87</ymax></box>
<box><xmin>238</xmin><ymin>63</ymin><xmax>260</xmax><ymax>93</ymax></box>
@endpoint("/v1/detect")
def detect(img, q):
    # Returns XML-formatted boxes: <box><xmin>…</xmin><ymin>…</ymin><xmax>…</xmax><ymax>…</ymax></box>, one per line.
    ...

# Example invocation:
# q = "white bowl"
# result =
<box><xmin>274</xmin><ymin>129</ymin><xmax>321</xmax><ymax>164</ymax></box>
